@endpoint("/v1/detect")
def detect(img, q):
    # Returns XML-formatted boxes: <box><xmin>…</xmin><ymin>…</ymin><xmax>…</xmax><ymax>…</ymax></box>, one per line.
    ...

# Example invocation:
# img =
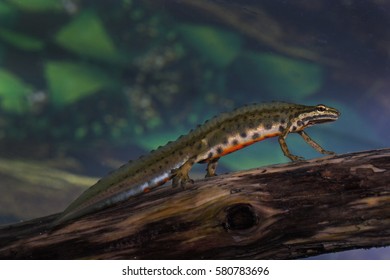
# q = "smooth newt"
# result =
<box><xmin>53</xmin><ymin>102</ymin><xmax>340</xmax><ymax>226</ymax></box>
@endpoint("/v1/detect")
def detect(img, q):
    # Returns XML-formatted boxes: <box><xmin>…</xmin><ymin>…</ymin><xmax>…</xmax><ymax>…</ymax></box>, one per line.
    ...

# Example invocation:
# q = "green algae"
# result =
<box><xmin>44</xmin><ymin>61</ymin><xmax>115</xmax><ymax>107</ymax></box>
<box><xmin>0</xmin><ymin>68</ymin><xmax>32</xmax><ymax>113</ymax></box>
<box><xmin>233</xmin><ymin>52</ymin><xmax>324</xmax><ymax>99</ymax></box>
<box><xmin>7</xmin><ymin>0</ymin><xmax>62</xmax><ymax>12</ymax></box>
<box><xmin>178</xmin><ymin>24</ymin><xmax>242</xmax><ymax>68</ymax></box>
<box><xmin>0</xmin><ymin>27</ymin><xmax>44</xmax><ymax>51</ymax></box>
<box><xmin>55</xmin><ymin>10</ymin><xmax>119</xmax><ymax>62</ymax></box>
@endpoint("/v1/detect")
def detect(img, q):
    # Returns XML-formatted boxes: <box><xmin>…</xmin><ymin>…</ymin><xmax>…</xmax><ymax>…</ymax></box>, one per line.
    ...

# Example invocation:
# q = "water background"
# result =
<box><xmin>0</xmin><ymin>0</ymin><xmax>388</xmax><ymax>259</ymax></box>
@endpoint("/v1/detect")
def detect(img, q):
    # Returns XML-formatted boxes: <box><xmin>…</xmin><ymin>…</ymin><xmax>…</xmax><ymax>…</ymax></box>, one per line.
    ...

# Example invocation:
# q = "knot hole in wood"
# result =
<box><xmin>223</xmin><ymin>203</ymin><xmax>258</xmax><ymax>231</ymax></box>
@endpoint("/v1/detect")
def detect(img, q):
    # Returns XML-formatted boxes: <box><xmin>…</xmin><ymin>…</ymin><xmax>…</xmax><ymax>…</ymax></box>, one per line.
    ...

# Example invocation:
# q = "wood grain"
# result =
<box><xmin>0</xmin><ymin>148</ymin><xmax>389</xmax><ymax>259</ymax></box>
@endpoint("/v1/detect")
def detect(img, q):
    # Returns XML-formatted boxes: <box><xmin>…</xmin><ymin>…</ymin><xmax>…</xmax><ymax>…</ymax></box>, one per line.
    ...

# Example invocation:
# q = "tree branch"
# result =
<box><xmin>0</xmin><ymin>148</ymin><xmax>389</xmax><ymax>259</ymax></box>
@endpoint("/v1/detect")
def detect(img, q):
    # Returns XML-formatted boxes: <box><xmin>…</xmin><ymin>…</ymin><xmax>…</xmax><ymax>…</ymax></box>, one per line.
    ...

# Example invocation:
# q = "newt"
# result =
<box><xmin>53</xmin><ymin>102</ymin><xmax>340</xmax><ymax>226</ymax></box>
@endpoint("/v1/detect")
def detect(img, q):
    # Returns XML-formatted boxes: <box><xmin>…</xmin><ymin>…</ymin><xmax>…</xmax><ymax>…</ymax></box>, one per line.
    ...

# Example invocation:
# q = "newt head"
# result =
<box><xmin>298</xmin><ymin>104</ymin><xmax>340</xmax><ymax>128</ymax></box>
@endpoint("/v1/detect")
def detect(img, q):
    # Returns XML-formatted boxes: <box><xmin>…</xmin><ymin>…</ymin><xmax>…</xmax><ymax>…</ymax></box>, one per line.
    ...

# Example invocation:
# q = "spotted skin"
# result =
<box><xmin>53</xmin><ymin>102</ymin><xmax>340</xmax><ymax>226</ymax></box>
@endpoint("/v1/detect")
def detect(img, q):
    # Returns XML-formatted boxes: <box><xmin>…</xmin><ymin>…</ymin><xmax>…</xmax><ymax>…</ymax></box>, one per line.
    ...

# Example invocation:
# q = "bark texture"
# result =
<box><xmin>0</xmin><ymin>148</ymin><xmax>389</xmax><ymax>259</ymax></box>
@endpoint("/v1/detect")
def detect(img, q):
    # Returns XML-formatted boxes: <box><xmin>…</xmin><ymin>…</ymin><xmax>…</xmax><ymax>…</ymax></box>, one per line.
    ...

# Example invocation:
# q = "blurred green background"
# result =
<box><xmin>0</xmin><ymin>0</ymin><xmax>388</xmax><ymax>259</ymax></box>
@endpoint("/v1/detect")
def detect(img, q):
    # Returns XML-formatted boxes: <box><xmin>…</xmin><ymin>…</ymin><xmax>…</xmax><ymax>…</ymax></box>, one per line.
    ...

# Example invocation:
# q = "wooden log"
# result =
<box><xmin>0</xmin><ymin>148</ymin><xmax>389</xmax><ymax>259</ymax></box>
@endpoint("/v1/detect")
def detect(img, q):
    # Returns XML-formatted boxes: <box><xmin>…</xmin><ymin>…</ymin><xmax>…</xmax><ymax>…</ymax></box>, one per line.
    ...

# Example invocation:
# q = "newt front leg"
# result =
<box><xmin>297</xmin><ymin>131</ymin><xmax>335</xmax><ymax>155</ymax></box>
<box><xmin>278</xmin><ymin>123</ymin><xmax>304</xmax><ymax>161</ymax></box>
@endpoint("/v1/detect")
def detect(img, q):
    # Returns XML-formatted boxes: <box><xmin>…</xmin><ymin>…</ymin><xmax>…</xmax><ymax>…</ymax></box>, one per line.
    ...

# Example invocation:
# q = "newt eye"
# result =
<box><xmin>316</xmin><ymin>105</ymin><xmax>326</xmax><ymax>112</ymax></box>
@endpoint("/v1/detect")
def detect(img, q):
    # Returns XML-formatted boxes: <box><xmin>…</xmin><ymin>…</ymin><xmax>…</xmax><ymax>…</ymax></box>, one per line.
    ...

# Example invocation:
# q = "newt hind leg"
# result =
<box><xmin>171</xmin><ymin>159</ymin><xmax>195</xmax><ymax>188</ymax></box>
<box><xmin>205</xmin><ymin>158</ymin><xmax>219</xmax><ymax>177</ymax></box>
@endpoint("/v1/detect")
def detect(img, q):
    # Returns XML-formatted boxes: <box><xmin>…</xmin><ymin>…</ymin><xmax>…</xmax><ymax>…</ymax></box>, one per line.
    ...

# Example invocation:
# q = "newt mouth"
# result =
<box><xmin>308</xmin><ymin>118</ymin><xmax>336</xmax><ymax>125</ymax></box>
<box><xmin>304</xmin><ymin>112</ymin><xmax>339</xmax><ymax>126</ymax></box>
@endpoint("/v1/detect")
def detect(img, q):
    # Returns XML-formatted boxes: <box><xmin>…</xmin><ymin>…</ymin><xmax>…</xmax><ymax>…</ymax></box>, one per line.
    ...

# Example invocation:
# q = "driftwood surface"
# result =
<box><xmin>0</xmin><ymin>148</ymin><xmax>389</xmax><ymax>259</ymax></box>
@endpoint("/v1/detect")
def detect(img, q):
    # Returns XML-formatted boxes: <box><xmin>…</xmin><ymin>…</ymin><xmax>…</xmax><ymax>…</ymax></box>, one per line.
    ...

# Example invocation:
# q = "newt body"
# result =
<box><xmin>53</xmin><ymin>102</ymin><xmax>340</xmax><ymax>226</ymax></box>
